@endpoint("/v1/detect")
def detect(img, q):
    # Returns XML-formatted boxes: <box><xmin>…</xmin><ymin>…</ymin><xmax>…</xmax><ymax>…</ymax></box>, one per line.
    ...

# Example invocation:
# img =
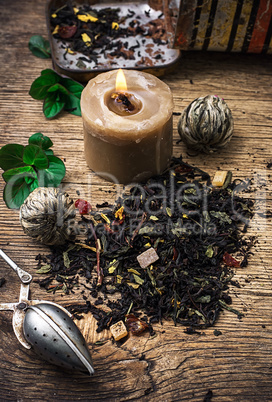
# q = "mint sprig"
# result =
<box><xmin>29</xmin><ymin>69</ymin><xmax>84</xmax><ymax>118</ymax></box>
<box><xmin>0</xmin><ymin>133</ymin><xmax>66</xmax><ymax>209</ymax></box>
<box><xmin>28</xmin><ymin>35</ymin><xmax>51</xmax><ymax>59</ymax></box>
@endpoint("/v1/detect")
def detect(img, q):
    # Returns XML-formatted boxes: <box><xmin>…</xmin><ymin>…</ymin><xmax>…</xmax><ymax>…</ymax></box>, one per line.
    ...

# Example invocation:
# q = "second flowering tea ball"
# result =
<box><xmin>19</xmin><ymin>187</ymin><xmax>76</xmax><ymax>245</ymax></box>
<box><xmin>178</xmin><ymin>95</ymin><xmax>234</xmax><ymax>153</ymax></box>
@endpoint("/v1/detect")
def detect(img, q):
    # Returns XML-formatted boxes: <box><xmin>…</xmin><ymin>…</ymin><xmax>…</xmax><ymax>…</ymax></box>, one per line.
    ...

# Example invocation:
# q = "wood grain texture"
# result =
<box><xmin>0</xmin><ymin>0</ymin><xmax>272</xmax><ymax>400</ymax></box>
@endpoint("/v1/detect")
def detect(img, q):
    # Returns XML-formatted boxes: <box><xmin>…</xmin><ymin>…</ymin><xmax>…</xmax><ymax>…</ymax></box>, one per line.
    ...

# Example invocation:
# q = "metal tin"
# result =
<box><xmin>46</xmin><ymin>0</ymin><xmax>181</xmax><ymax>82</ymax></box>
<box><xmin>164</xmin><ymin>0</ymin><xmax>272</xmax><ymax>53</ymax></box>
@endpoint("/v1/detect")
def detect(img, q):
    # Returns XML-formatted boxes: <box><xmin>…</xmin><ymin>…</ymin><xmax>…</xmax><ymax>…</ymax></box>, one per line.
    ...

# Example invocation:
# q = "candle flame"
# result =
<box><xmin>116</xmin><ymin>69</ymin><xmax>127</xmax><ymax>92</ymax></box>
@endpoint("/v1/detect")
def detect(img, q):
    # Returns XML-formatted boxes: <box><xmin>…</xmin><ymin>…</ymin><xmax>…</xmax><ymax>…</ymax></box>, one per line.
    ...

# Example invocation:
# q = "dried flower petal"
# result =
<box><xmin>77</xmin><ymin>13</ymin><xmax>98</xmax><ymax>23</ymax></box>
<box><xmin>115</xmin><ymin>206</ymin><xmax>125</xmax><ymax>220</ymax></box>
<box><xmin>223</xmin><ymin>252</ymin><xmax>240</xmax><ymax>267</ymax></box>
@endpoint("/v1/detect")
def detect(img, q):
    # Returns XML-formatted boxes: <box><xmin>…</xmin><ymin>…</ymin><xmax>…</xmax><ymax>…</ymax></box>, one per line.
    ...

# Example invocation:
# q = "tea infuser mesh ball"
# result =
<box><xmin>0</xmin><ymin>249</ymin><xmax>95</xmax><ymax>375</ymax></box>
<box><xmin>19</xmin><ymin>187</ymin><xmax>76</xmax><ymax>246</ymax></box>
<box><xmin>178</xmin><ymin>95</ymin><xmax>234</xmax><ymax>153</ymax></box>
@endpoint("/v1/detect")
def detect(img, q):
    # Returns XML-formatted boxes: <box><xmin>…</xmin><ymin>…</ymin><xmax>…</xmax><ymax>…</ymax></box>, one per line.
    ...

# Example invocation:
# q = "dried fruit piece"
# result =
<box><xmin>223</xmin><ymin>252</ymin><xmax>240</xmax><ymax>267</ymax></box>
<box><xmin>110</xmin><ymin>321</ymin><xmax>128</xmax><ymax>341</ymax></box>
<box><xmin>137</xmin><ymin>247</ymin><xmax>159</xmax><ymax>269</ymax></box>
<box><xmin>212</xmin><ymin>171</ymin><xmax>228</xmax><ymax>187</ymax></box>
<box><xmin>75</xmin><ymin>199</ymin><xmax>91</xmax><ymax>215</ymax></box>
<box><xmin>58</xmin><ymin>25</ymin><xmax>77</xmax><ymax>39</ymax></box>
<box><xmin>126</xmin><ymin>314</ymin><xmax>148</xmax><ymax>335</ymax></box>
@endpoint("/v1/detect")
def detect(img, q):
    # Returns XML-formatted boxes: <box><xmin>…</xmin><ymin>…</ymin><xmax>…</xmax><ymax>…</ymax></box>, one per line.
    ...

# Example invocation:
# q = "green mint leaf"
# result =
<box><xmin>29</xmin><ymin>71</ymin><xmax>60</xmax><ymax>100</ymax></box>
<box><xmin>60</xmin><ymin>78</ymin><xmax>84</xmax><ymax>98</ymax></box>
<box><xmin>41</xmin><ymin>69</ymin><xmax>55</xmax><ymax>76</ymax></box>
<box><xmin>64</xmin><ymin>93</ymin><xmax>82</xmax><ymax>116</ymax></box>
<box><xmin>23</xmin><ymin>144</ymin><xmax>49</xmax><ymax>169</ymax></box>
<box><xmin>60</xmin><ymin>77</ymin><xmax>84</xmax><ymax>116</ymax></box>
<box><xmin>2</xmin><ymin>166</ymin><xmax>37</xmax><ymax>183</ymax></box>
<box><xmin>29</xmin><ymin>178</ymin><xmax>39</xmax><ymax>192</ymax></box>
<box><xmin>25</xmin><ymin>175</ymin><xmax>36</xmax><ymax>185</ymax></box>
<box><xmin>24</xmin><ymin>174</ymin><xmax>39</xmax><ymax>192</ymax></box>
<box><xmin>0</xmin><ymin>134</ymin><xmax>66</xmax><ymax>209</ymax></box>
<box><xmin>43</xmin><ymin>92</ymin><xmax>65</xmax><ymax>118</ymax></box>
<box><xmin>40</xmin><ymin>69</ymin><xmax>63</xmax><ymax>79</ymax></box>
<box><xmin>29</xmin><ymin>70</ymin><xmax>83</xmax><ymax>118</ymax></box>
<box><xmin>28</xmin><ymin>35</ymin><xmax>51</xmax><ymax>59</ymax></box>
<box><xmin>47</xmin><ymin>83</ymin><xmax>69</xmax><ymax>95</ymax></box>
<box><xmin>37</xmin><ymin>155</ymin><xmax>66</xmax><ymax>187</ymax></box>
<box><xmin>0</xmin><ymin>144</ymin><xmax>25</xmax><ymax>171</ymax></box>
<box><xmin>29</xmin><ymin>132</ymin><xmax>53</xmax><ymax>150</ymax></box>
<box><xmin>3</xmin><ymin>176</ymin><xmax>32</xmax><ymax>209</ymax></box>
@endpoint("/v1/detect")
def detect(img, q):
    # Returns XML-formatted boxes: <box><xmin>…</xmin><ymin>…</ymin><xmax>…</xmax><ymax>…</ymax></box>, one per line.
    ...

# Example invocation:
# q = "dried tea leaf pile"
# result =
<box><xmin>50</xmin><ymin>2</ymin><xmax>178</xmax><ymax>70</ymax></box>
<box><xmin>35</xmin><ymin>158</ymin><xmax>255</xmax><ymax>334</ymax></box>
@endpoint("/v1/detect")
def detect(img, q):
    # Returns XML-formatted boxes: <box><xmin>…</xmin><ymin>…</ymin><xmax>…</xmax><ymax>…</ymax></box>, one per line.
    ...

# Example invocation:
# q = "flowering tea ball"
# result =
<box><xmin>19</xmin><ymin>187</ymin><xmax>76</xmax><ymax>245</ymax></box>
<box><xmin>178</xmin><ymin>95</ymin><xmax>234</xmax><ymax>153</ymax></box>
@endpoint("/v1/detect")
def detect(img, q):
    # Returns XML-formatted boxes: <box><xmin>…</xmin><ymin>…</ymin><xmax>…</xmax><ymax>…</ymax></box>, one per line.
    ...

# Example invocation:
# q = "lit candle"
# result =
<box><xmin>81</xmin><ymin>69</ymin><xmax>174</xmax><ymax>184</ymax></box>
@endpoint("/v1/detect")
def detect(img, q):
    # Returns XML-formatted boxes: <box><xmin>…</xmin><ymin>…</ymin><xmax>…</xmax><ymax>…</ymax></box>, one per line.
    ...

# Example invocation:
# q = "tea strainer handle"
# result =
<box><xmin>0</xmin><ymin>249</ymin><xmax>32</xmax><ymax>284</ymax></box>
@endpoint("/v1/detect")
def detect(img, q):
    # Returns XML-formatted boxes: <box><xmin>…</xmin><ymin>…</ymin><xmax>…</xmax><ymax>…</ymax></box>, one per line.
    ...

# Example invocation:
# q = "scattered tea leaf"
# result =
<box><xmin>166</xmin><ymin>207</ymin><xmax>172</xmax><ymax>217</ymax></box>
<box><xmin>108</xmin><ymin>259</ymin><xmax>119</xmax><ymax>274</ymax></box>
<box><xmin>196</xmin><ymin>295</ymin><xmax>211</xmax><ymax>303</ymax></box>
<box><xmin>128</xmin><ymin>268</ymin><xmax>141</xmax><ymax>275</ymax></box>
<box><xmin>205</xmin><ymin>245</ymin><xmax>214</xmax><ymax>258</ymax></box>
<box><xmin>63</xmin><ymin>251</ymin><xmax>71</xmax><ymax>269</ymax></box>
<box><xmin>127</xmin><ymin>282</ymin><xmax>140</xmax><ymax>289</ymax></box>
<box><xmin>219</xmin><ymin>300</ymin><xmax>244</xmax><ymax>318</ymax></box>
<box><xmin>210</xmin><ymin>211</ymin><xmax>232</xmax><ymax>225</ymax></box>
<box><xmin>132</xmin><ymin>274</ymin><xmax>144</xmax><ymax>285</ymax></box>
<box><xmin>36</xmin><ymin>264</ymin><xmax>52</xmax><ymax>274</ymax></box>
<box><xmin>149</xmin><ymin>215</ymin><xmax>159</xmax><ymax>221</ymax></box>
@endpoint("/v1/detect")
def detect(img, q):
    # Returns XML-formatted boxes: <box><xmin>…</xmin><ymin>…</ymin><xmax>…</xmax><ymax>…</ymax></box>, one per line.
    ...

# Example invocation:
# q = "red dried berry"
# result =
<box><xmin>75</xmin><ymin>199</ymin><xmax>91</xmax><ymax>215</ymax></box>
<box><xmin>58</xmin><ymin>25</ymin><xmax>77</xmax><ymax>39</ymax></box>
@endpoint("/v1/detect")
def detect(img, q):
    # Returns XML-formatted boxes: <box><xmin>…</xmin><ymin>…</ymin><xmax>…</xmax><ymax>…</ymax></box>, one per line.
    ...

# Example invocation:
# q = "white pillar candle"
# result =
<box><xmin>81</xmin><ymin>69</ymin><xmax>174</xmax><ymax>184</ymax></box>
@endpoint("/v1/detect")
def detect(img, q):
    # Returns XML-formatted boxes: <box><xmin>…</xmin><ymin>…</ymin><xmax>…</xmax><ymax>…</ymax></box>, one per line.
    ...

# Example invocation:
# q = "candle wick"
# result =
<box><xmin>111</xmin><ymin>92</ymin><xmax>135</xmax><ymax>112</ymax></box>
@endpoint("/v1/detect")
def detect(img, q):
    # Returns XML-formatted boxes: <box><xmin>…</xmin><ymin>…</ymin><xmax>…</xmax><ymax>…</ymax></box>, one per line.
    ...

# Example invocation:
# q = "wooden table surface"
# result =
<box><xmin>1</xmin><ymin>1</ymin><xmax>272</xmax><ymax>401</ymax></box>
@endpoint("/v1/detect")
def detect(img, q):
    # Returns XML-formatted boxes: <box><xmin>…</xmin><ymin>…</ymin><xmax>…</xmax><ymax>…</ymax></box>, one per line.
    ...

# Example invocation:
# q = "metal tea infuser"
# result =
<box><xmin>0</xmin><ymin>249</ymin><xmax>94</xmax><ymax>375</ymax></box>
